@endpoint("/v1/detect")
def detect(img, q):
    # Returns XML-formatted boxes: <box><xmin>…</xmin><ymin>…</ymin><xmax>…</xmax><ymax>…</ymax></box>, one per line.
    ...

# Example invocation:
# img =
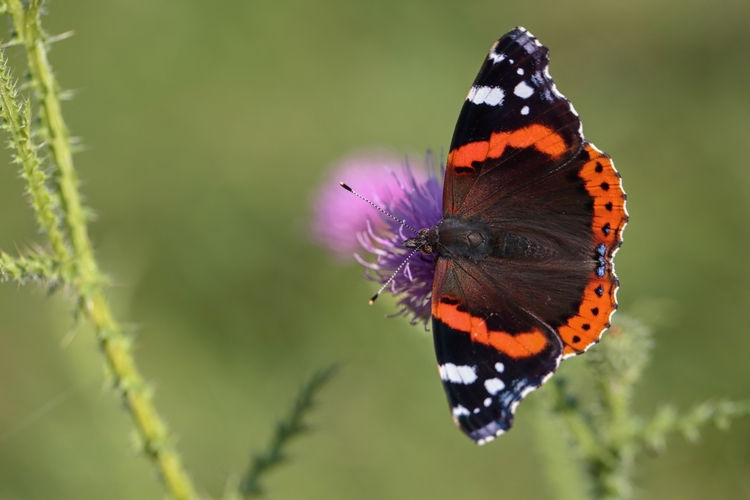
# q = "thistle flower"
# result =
<box><xmin>312</xmin><ymin>153</ymin><xmax>416</xmax><ymax>259</ymax></box>
<box><xmin>312</xmin><ymin>152</ymin><xmax>443</xmax><ymax>324</ymax></box>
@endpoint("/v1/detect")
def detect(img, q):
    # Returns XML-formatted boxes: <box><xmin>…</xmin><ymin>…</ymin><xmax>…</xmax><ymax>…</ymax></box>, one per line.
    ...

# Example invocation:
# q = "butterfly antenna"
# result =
<box><xmin>368</xmin><ymin>248</ymin><xmax>420</xmax><ymax>304</ymax></box>
<box><xmin>339</xmin><ymin>182</ymin><xmax>419</xmax><ymax>234</ymax></box>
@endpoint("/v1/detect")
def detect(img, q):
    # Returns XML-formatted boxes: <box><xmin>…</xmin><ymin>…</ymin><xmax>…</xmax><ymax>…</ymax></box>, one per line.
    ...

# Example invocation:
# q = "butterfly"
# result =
<box><xmin>402</xmin><ymin>27</ymin><xmax>628</xmax><ymax>444</ymax></box>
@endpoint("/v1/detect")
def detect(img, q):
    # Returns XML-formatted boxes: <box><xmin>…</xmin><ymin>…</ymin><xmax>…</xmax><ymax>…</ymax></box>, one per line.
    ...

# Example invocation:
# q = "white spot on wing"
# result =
<box><xmin>485</xmin><ymin>87</ymin><xmax>504</xmax><ymax>105</ymax></box>
<box><xmin>489</xmin><ymin>52</ymin><xmax>505</xmax><ymax>64</ymax></box>
<box><xmin>439</xmin><ymin>363</ymin><xmax>478</xmax><ymax>384</ymax></box>
<box><xmin>483</xmin><ymin>397</ymin><xmax>492</xmax><ymax>407</ymax></box>
<box><xmin>514</xmin><ymin>81</ymin><xmax>534</xmax><ymax>99</ymax></box>
<box><xmin>517</xmin><ymin>68</ymin><xmax>524</xmax><ymax>75</ymax></box>
<box><xmin>484</xmin><ymin>378</ymin><xmax>506</xmax><ymax>395</ymax></box>
<box><xmin>477</xmin><ymin>433</ymin><xmax>500</xmax><ymax>445</ymax></box>
<box><xmin>468</xmin><ymin>86</ymin><xmax>505</xmax><ymax>106</ymax></box>
<box><xmin>473</xmin><ymin>86</ymin><xmax>491</xmax><ymax>103</ymax></box>
<box><xmin>495</xmin><ymin>362</ymin><xmax>505</xmax><ymax>373</ymax></box>
<box><xmin>521</xmin><ymin>106</ymin><xmax>530</xmax><ymax>115</ymax></box>
<box><xmin>452</xmin><ymin>405</ymin><xmax>470</xmax><ymax>418</ymax></box>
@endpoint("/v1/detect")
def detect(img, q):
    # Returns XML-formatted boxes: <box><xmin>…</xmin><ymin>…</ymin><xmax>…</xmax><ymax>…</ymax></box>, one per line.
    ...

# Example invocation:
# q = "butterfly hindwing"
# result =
<box><xmin>431</xmin><ymin>258</ymin><xmax>562</xmax><ymax>443</ymax></box>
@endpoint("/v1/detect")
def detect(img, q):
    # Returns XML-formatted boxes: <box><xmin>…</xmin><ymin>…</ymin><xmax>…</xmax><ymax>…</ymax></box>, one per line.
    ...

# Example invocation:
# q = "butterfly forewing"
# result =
<box><xmin>444</xmin><ymin>27</ymin><xmax>583</xmax><ymax>216</ymax></box>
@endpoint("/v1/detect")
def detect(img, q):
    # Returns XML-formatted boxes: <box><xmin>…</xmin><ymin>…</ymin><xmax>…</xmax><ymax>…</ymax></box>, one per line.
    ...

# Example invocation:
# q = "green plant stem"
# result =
<box><xmin>528</xmin><ymin>393</ymin><xmax>593</xmax><ymax>500</ymax></box>
<box><xmin>6</xmin><ymin>0</ymin><xmax>89</xmax><ymax>266</ymax></box>
<box><xmin>2</xmin><ymin>1</ymin><xmax>199</xmax><ymax>498</ymax></box>
<box><xmin>0</xmin><ymin>51</ymin><xmax>69</xmax><ymax>265</ymax></box>
<box><xmin>239</xmin><ymin>365</ymin><xmax>338</xmax><ymax>497</ymax></box>
<box><xmin>637</xmin><ymin>400</ymin><xmax>750</xmax><ymax>451</ymax></box>
<box><xmin>0</xmin><ymin>250</ymin><xmax>61</xmax><ymax>284</ymax></box>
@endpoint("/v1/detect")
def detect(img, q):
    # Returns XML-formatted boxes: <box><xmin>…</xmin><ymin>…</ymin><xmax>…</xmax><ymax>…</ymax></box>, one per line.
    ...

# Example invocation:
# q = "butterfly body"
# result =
<box><xmin>404</xmin><ymin>217</ymin><xmax>496</xmax><ymax>261</ymax></box>
<box><xmin>413</xmin><ymin>27</ymin><xmax>627</xmax><ymax>444</ymax></box>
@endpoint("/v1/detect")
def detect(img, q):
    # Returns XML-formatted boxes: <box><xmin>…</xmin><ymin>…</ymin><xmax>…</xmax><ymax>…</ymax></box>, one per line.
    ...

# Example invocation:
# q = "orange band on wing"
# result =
<box><xmin>448</xmin><ymin>125</ymin><xmax>568</xmax><ymax>169</ymax></box>
<box><xmin>559</xmin><ymin>143</ymin><xmax>627</xmax><ymax>357</ymax></box>
<box><xmin>559</xmin><ymin>275</ymin><xmax>616</xmax><ymax>357</ymax></box>
<box><xmin>579</xmin><ymin>143</ymin><xmax>628</xmax><ymax>250</ymax></box>
<box><xmin>434</xmin><ymin>301</ymin><xmax>548</xmax><ymax>358</ymax></box>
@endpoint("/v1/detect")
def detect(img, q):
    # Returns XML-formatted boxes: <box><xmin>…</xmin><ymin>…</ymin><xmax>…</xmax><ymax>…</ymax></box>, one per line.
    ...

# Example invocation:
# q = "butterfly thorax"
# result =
<box><xmin>403</xmin><ymin>217</ymin><xmax>493</xmax><ymax>260</ymax></box>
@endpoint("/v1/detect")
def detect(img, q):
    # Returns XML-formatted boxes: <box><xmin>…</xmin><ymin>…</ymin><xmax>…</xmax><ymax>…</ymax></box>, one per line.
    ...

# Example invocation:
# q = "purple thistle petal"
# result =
<box><xmin>311</xmin><ymin>152</ymin><xmax>428</xmax><ymax>260</ymax></box>
<box><xmin>312</xmin><ymin>151</ymin><xmax>444</xmax><ymax>325</ymax></box>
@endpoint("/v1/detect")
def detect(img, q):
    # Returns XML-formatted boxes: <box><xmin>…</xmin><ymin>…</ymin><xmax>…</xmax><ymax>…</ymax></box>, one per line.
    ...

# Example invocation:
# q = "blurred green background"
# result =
<box><xmin>0</xmin><ymin>0</ymin><xmax>749</xmax><ymax>498</ymax></box>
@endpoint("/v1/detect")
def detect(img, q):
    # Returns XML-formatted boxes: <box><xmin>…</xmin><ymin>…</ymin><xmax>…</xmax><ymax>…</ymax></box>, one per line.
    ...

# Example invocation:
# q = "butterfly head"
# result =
<box><xmin>402</xmin><ymin>225</ymin><xmax>440</xmax><ymax>255</ymax></box>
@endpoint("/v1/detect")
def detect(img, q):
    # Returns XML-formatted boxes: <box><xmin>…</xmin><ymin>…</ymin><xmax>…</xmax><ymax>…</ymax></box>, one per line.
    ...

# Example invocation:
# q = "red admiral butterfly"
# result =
<box><xmin>404</xmin><ymin>27</ymin><xmax>627</xmax><ymax>444</ymax></box>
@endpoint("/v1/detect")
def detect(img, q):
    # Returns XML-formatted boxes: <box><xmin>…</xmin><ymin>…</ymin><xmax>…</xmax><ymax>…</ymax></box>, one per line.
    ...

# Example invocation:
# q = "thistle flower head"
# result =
<box><xmin>312</xmin><ymin>152</ymin><xmax>443</xmax><ymax>324</ymax></box>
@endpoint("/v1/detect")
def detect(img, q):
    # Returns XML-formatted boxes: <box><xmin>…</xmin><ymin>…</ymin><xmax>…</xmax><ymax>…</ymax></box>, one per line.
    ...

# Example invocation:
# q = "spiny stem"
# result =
<box><xmin>2</xmin><ymin>1</ymin><xmax>199</xmax><ymax>498</ymax></box>
<box><xmin>239</xmin><ymin>365</ymin><xmax>338</xmax><ymax>497</ymax></box>
<box><xmin>637</xmin><ymin>400</ymin><xmax>750</xmax><ymax>452</ymax></box>
<box><xmin>5</xmin><ymin>0</ymin><xmax>92</xmax><ymax>272</ymax></box>
<box><xmin>548</xmin><ymin>378</ymin><xmax>613</xmax><ymax>466</ymax></box>
<box><xmin>528</xmin><ymin>392</ymin><xmax>593</xmax><ymax>500</ymax></box>
<box><xmin>0</xmin><ymin>49</ymin><xmax>69</xmax><ymax>264</ymax></box>
<box><xmin>0</xmin><ymin>249</ymin><xmax>62</xmax><ymax>285</ymax></box>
